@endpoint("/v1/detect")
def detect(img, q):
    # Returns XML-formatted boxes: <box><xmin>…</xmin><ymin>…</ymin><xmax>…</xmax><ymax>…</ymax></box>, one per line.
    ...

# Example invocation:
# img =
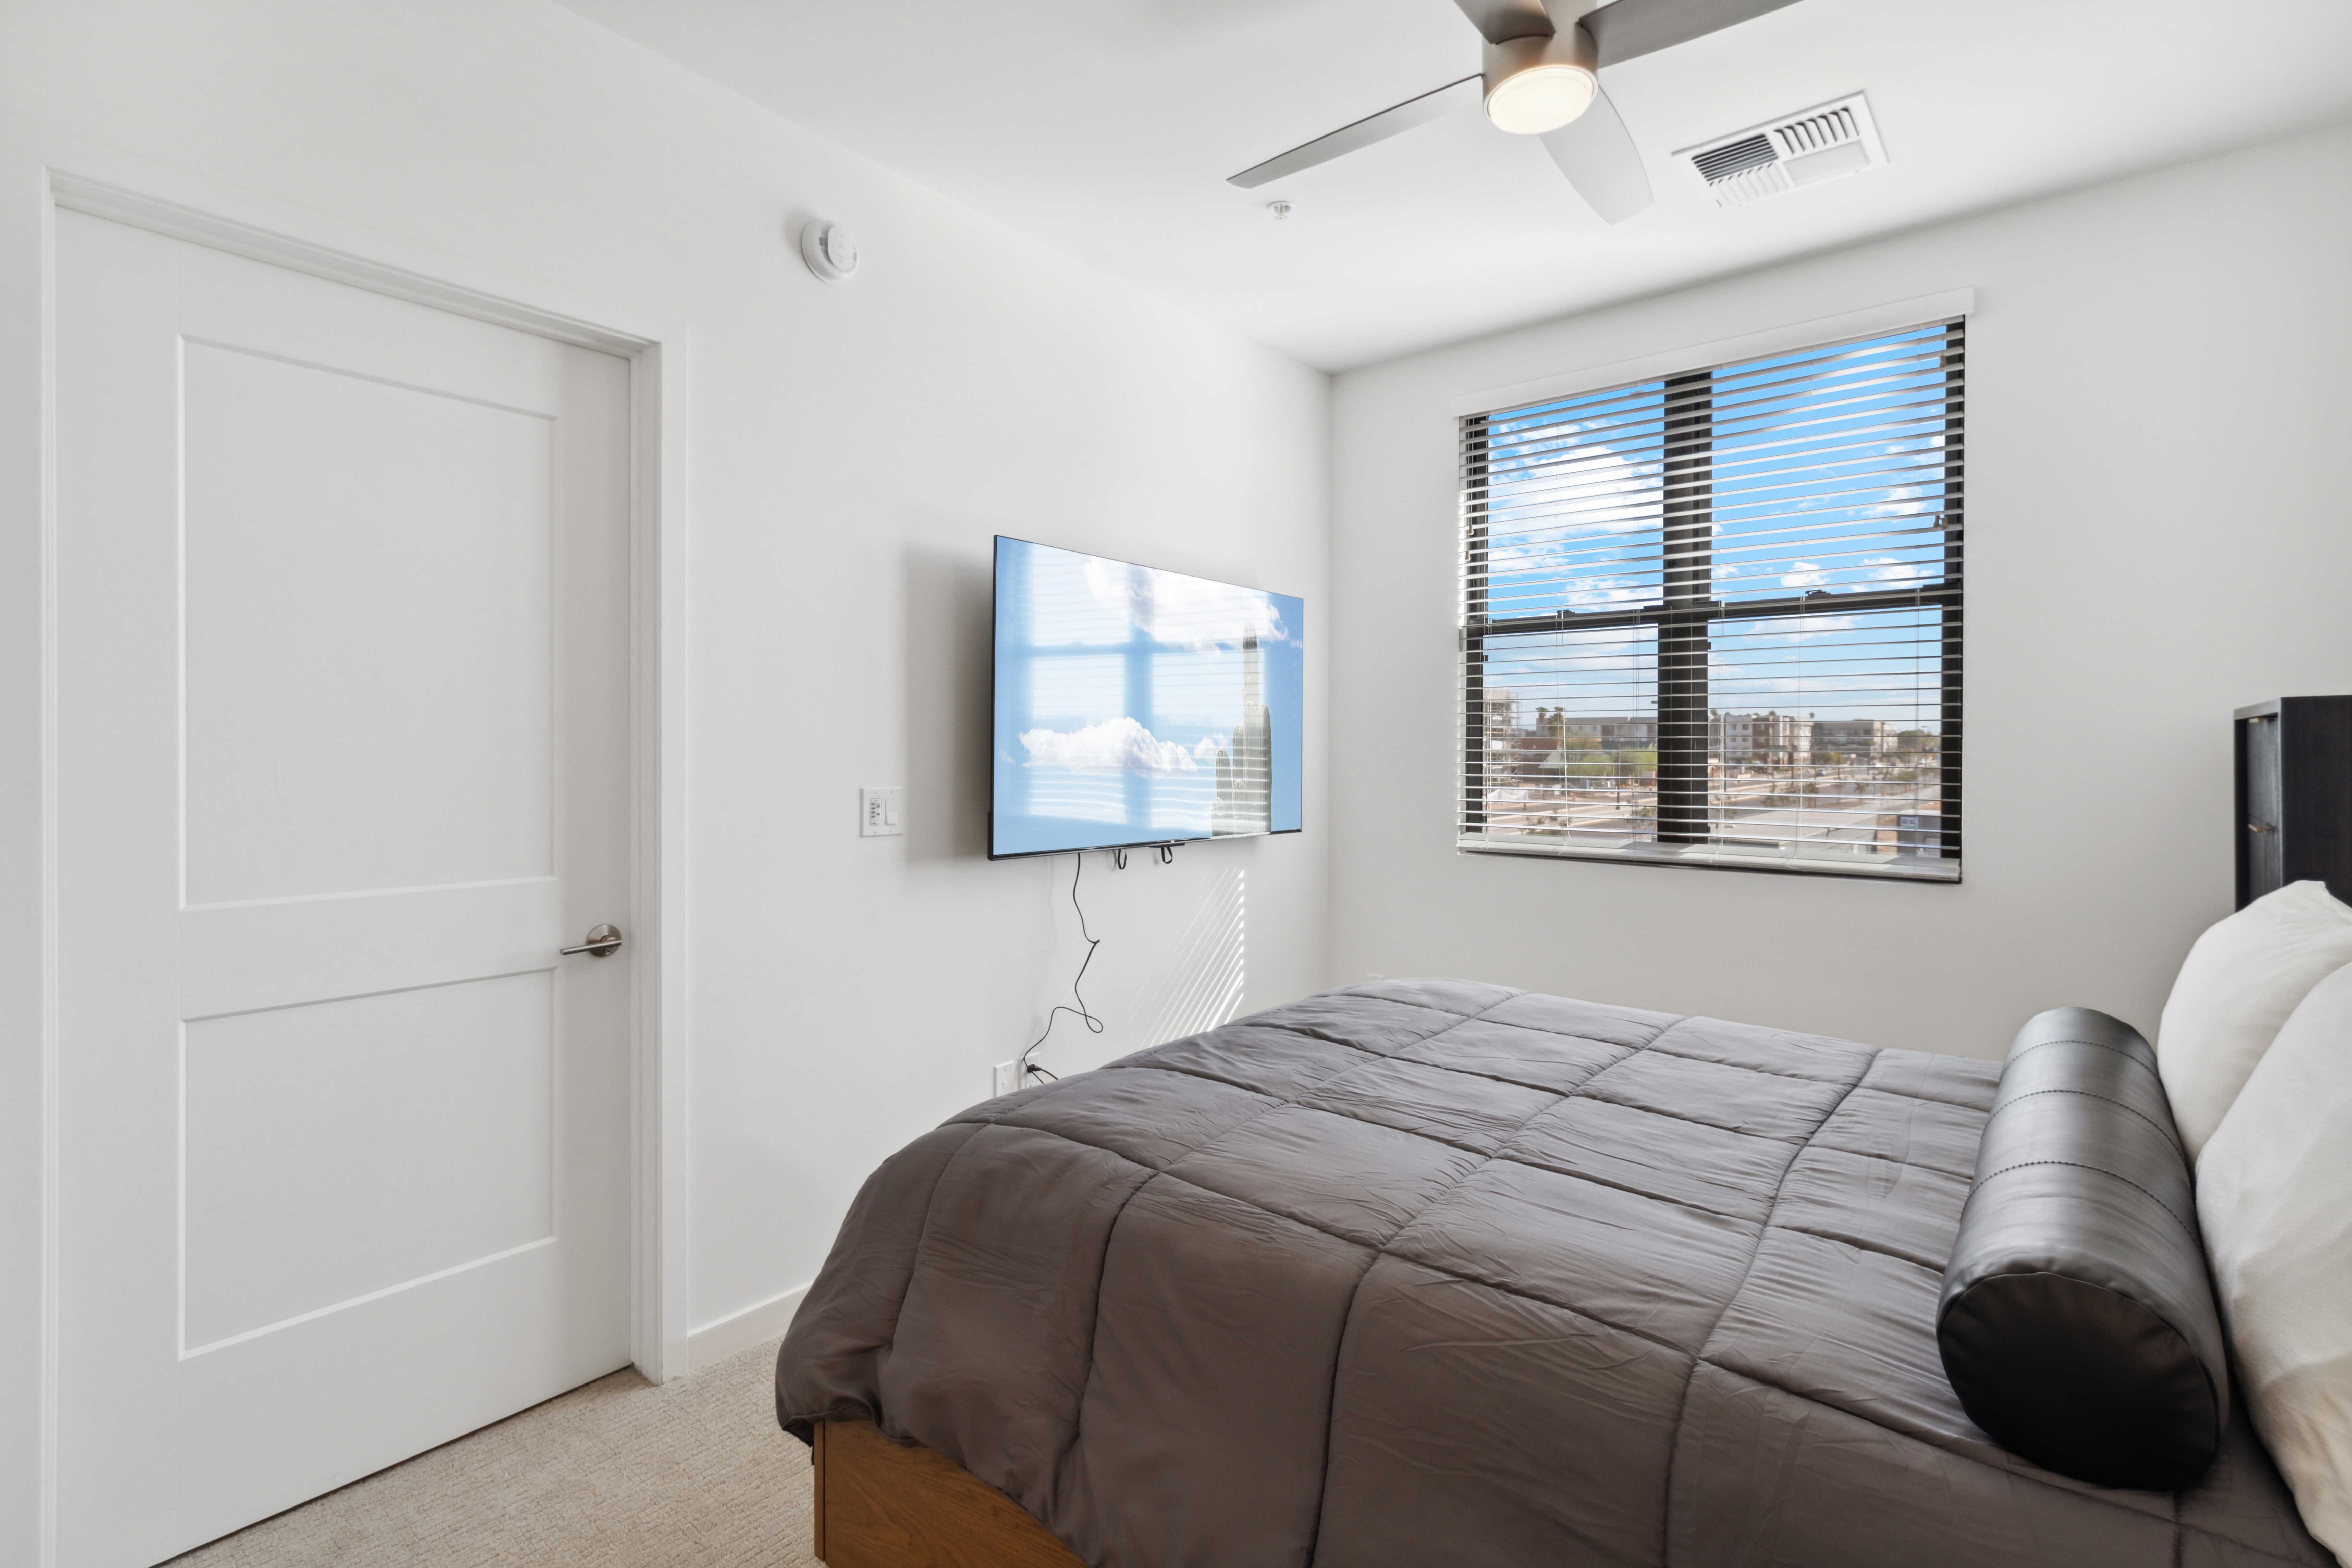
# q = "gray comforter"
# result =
<box><xmin>776</xmin><ymin>980</ymin><xmax>2332</xmax><ymax>1567</ymax></box>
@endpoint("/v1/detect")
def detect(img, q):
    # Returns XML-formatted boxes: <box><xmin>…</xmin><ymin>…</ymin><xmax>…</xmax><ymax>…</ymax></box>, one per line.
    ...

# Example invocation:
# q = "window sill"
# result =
<box><xmin>1457</xmin><ymin>834</ymin><xmax>1962</xmax><ymax>883</ymax></box>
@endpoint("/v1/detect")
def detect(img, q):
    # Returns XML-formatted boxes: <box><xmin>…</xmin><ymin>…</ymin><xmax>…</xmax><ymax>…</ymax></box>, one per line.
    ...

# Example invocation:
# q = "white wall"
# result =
<box><xmin>0</xmin><ymin>1</ymin><xmax>1327</xmax><ymax>1551</ymax></box>
<box><xmin>1329</xmin><ymin>122</ymin><xmax>2352</xmax><ymax>1062</ymax></box>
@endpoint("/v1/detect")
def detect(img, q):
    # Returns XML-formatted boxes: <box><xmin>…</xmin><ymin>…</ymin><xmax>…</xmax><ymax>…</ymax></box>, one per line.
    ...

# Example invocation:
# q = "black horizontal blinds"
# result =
<box><xmin>1460</xmin><ymin>319</ymin><xmax>1964</xmax><ymax>879</ymax></box>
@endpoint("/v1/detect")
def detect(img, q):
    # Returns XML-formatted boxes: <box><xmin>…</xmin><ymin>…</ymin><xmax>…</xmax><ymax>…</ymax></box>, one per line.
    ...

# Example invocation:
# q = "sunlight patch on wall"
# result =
<box><xmin>1132</xmin><ymin>867</ymin><xmax>1246</xmax><ymax>1048</ymax></box>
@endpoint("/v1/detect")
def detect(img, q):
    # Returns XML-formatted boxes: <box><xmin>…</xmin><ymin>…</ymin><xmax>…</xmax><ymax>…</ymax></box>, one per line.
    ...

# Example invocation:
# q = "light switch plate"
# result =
<box><xmin>992</xmin><ymin>1060</ymin><xmax>1021</xmax><ymax>1097</ymax></box>
<box><xmin>860</xmin><ymin>787</ymin><xmax>905</xmax><ymax>837</ymax></box>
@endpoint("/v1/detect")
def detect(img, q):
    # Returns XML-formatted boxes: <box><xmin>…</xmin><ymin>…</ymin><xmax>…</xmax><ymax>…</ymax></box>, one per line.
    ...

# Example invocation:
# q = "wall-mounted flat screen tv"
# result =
<box><xmin>991</xmin><ymin>536</ymin><xmax>1303</xmax><ymax>859</ymax></box>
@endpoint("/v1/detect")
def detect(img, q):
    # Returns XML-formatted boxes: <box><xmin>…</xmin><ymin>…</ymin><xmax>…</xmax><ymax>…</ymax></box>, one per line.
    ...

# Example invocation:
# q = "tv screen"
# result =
<box><xmin>991</xmin><ymin>537</ymin><xmax>1303</xmax><ymax>859</ymax></box>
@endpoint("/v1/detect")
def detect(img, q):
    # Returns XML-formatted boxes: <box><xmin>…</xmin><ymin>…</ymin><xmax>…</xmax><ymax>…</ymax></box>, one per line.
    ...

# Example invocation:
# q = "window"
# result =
<box><xmin>1459</xmin><ymin>319</ymin><xmax>1964</xmax><ymax>880</ymax></box>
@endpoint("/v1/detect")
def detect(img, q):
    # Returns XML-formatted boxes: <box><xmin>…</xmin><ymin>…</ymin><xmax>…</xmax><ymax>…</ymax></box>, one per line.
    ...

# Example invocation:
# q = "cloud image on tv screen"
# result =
<box><xmin>991</xmin><ymin>536</ymin><xmax>1303</xmax><ymax>858</ymax></box>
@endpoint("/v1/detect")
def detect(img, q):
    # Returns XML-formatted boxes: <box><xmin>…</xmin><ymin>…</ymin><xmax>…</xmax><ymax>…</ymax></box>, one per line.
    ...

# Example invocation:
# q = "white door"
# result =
<box><xmin>54</xmin><ymin>211</ymin><xmax>635</xmax><ymax>1568</ymax></box>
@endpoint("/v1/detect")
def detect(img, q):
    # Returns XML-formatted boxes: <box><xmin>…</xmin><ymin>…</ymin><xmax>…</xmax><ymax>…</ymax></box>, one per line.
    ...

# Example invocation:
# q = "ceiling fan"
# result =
<box><xmin>1228</xmin><ymin>0</ymin><xmax>1803</xmax><ymax>223</ymax></box>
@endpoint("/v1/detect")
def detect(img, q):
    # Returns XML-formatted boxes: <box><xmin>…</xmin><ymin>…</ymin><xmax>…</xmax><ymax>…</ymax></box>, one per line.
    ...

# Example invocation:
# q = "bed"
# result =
<box><xmin>776</xmin><ymin>979</ymin><xmax>2333</xmax><ymax>1567</ymax></box>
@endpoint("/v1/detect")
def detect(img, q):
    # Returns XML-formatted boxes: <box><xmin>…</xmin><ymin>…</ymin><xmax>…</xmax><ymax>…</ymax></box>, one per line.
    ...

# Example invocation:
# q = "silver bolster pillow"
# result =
<box><xmin>1937</xmin><ymin>1006</ymin><xmax>2229</xmax><ymax>1491</ymax></box>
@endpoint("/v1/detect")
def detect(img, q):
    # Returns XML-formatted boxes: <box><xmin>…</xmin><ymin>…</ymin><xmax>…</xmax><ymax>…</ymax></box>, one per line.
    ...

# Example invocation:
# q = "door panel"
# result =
<box><xmin>55</xmin><ymin>210</ymin><xmax>633</xmax><ymax>1568</ymax></box>
<box><xmin>181</xmin><ymin>971</ymin><xmax>557</xmax><ymax>1353</ymax></box>
<box><xmin>181</xmin><ymin>338</ymin><xmax>557</xmax><ymax>905</ymax></box>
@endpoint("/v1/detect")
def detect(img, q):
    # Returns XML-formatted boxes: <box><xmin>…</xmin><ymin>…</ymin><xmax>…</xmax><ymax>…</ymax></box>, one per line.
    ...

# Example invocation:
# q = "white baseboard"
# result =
<box><xmin>687</xmin><ymin>1281</ymin><xmax>810</xmax><ymax>1373</ymax></box>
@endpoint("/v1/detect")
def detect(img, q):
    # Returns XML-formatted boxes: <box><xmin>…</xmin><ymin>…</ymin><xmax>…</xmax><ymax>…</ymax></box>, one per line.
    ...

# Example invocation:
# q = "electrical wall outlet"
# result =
<box><xmin>992</xmin><ymin>1060</ymin><xmax>1021</xmax><ymax>1097</ymax></box>
<box><xmin>860</xmin><ymin>786</ymin><xmax>905</xmax><ymax>837</ymax></box>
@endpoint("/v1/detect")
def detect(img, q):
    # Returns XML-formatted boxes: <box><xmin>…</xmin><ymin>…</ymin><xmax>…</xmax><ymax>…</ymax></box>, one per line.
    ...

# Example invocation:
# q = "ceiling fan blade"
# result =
<box><xmin>1227</xmin><ymin>76</ymin><xmax>1481</xmax><ymax>189</ymax></box>
<box><xmin>1451</xmin><ymin>0</ymin><xmax>1557</xmax><ymax>45</ymax></box>
<box><xmin>1540</xmin><ymin>84</ymin><xmax>1654</xmax><ymax>223</ymax></box>
<box><xmin>1581</xmin><ymin>0</ymin><xmax>1804</xmax><ymax>67</ymax></box>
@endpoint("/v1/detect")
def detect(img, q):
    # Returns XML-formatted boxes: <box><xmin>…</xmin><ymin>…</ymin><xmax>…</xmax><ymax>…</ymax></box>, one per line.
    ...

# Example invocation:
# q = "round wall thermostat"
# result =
<box><xmin>800</xmin><ymin>221</ymin><xmax>859</xmax><ymax>283</ymax></box>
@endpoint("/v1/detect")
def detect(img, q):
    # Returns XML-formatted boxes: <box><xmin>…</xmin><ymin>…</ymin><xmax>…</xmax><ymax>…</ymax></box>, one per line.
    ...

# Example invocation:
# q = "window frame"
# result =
<box><xmin>1459</xmin><ymin>318</ymin><xmax>1965</xmax><ymax>881</ymax></box>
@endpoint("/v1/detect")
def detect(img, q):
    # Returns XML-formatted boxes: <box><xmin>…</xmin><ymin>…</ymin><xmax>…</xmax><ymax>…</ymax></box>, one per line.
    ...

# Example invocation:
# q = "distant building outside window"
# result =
<box><xmin>1457</xmin><ymin>318</ymin><xmax>1964</xmax><ymax>880</ymax></box>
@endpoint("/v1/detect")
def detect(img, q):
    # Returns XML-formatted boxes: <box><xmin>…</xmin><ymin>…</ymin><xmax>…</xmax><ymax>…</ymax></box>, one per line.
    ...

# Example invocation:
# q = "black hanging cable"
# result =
<box><xmin>1020</xmin><ymin>851</ymin><xmax>1103</xmax><ymax>1082</ymax></box>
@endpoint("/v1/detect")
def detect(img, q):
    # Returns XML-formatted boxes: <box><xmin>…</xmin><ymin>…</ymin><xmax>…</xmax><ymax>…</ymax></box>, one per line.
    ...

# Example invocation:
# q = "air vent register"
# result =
<box><xmin>1676</xmin><ymin>92</ymin><xmax>1886</xmax><ymax>208</ymax></box>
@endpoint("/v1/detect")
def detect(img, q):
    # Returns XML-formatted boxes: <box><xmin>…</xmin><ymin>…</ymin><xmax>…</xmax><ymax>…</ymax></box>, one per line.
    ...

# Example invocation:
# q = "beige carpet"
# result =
<box><xmin>168</xmin><ymin>1339</ymin><xmax>816</xmax><ymax>1567</ymax></box>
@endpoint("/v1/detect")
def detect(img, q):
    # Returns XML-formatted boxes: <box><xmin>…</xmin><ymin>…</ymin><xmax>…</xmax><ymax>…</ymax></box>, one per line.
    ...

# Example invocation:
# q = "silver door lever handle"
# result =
<box><xmin>561</xmin><ymin>923</ymin><xmax>625</xmax><ymax>958</ymax></box>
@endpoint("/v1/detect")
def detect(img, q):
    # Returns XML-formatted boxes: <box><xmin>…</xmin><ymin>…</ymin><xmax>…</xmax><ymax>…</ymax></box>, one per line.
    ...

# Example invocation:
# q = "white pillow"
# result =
<box><xmin>2157</xmin><ymin>880</ymin><xmax>2352</xmax><ymax>1159</ymax></box>
<box><xmin>2198</xmin><ymin>960</ymin><xmax>2352</xmax><ymax>1564</ymax></box>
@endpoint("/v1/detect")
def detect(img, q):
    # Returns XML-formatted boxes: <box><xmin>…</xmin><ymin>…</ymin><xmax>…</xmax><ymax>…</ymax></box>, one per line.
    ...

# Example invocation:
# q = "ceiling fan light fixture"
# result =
<box><xmin>1485</xmin><ymin>63</ymin><xmax>1598</xmax><ymax>133</ymax></box>
<box><xmin>1480</xmin><ymin>23</ymin><xmax>1600</xmax><ymax>135</ymax></box>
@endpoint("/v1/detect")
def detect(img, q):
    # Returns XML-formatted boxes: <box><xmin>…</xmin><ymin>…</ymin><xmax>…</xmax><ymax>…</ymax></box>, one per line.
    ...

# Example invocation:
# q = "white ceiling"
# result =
<box><xmin>554</xmin><ymin>0</ymin><xmax>2352</xmax><ymax>370</ymax></box>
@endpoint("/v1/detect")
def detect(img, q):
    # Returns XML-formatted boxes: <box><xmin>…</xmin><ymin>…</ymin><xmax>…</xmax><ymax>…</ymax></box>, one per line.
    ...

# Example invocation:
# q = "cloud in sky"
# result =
<box><xmin>1083</xmin><ymin>557</ymin><xmax>1293</xmax><ymax>651</ymax></box>
<box><xmin>1756</xmin><ymin>613</ymin><xmax>1859</xmax><ymax>640</ymax></box>
<box><xmin>1021</xmin><ymin>717</ymin><xmax>1200</xmax><ymax>775</ymax></box>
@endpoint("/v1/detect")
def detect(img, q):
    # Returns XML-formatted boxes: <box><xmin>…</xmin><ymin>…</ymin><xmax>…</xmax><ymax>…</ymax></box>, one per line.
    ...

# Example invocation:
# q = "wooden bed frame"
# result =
<box><xmin>813</xmin><ymin>1419</ymin><xmax>1086</xmax><ymax>1568</ymax></box>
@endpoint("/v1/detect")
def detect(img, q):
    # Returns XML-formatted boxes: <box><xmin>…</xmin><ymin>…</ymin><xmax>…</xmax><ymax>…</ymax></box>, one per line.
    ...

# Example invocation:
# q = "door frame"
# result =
<box><xmin>12</xmin><ymin>154</ymin><xmax>694</xmax><ymax>1566</ymax></box>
